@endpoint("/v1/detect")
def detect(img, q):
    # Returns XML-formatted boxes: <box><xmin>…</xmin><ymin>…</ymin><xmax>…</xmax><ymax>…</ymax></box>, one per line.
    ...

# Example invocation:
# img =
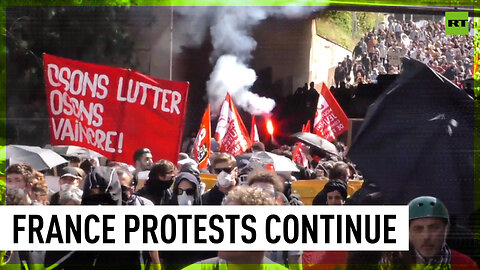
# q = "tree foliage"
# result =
<box><xmin>326</xmin><ymin>10</ymin><xmax>352</xmax><ymax>33</ymax></box>
<box><xmin>356</xmin><ymin>11</ymin><xmax>378</xmax><ymax>35</ymax></box>
<box><xmin>316</xmin><ymin>11</ymin><xmax>381</xmax><ymax>49</ymax></box>
<box><xmin>0</xmin><ymin>180</ymin><xmax>5</xmax><ymax>205</ymax></box>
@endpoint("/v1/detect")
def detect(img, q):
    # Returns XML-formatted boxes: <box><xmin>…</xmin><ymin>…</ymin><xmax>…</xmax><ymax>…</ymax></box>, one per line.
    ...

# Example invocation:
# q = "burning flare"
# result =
<box><xmin>266</xmin><ymin>119</ymin><xmax>274</xmax><ymax>136</ymax></box>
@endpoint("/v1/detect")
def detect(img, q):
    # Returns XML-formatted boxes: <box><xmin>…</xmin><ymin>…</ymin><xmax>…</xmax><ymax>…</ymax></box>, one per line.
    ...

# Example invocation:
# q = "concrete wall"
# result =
<box><xmin>127</xmin><ymin>7</ymin><xmax>173</xmax><ymax>79</ymax></box>
<box><xmin>127</xmin><ymin>9</ymin><xmax>352</xmax><ymax>97</ymax></box>
<box><xmin>251</xmin><ymin>17</ymin><xmax>312</xmax><ymax>98</ymax></box>
<box><xmin>309</xmin><ymin>20</ymin><xmax>352</xmax><ymax>88</ymax></box>
<box><xmin>125</xmin><ymin>9</ymin><xmax>353</xmax><ymax>138</ymax></box>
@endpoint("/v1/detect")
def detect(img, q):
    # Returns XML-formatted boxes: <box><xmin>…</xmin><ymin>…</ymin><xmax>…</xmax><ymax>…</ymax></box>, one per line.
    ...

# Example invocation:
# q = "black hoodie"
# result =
<box><xmin>46</xmin><ymin>167</ymin><xmax>144</xmax><ymax>270</ymax></box>
<box><xmin>168</xmin><ymin>172</ymin><xmax>202</xmax><ymax>205</ymax></box>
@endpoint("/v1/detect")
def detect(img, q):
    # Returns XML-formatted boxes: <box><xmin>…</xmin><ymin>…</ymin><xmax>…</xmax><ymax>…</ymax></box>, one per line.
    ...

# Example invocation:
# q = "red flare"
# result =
<box><xmin>266</xmin><ymin>119</ymin><xmax>274</xmax><ymax>135</ymax></box>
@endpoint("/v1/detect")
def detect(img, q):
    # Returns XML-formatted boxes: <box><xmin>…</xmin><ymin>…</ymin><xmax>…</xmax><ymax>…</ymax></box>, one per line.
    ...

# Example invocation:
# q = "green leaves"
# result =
<box><xmin>0</xmin><ymin>180</ymin><xmax>5</xmax><ymax>205</ymax></box>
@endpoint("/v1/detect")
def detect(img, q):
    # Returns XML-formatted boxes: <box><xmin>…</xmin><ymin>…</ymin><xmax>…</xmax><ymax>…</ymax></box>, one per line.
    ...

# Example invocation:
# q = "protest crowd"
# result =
<box><xmin>332</xmin><ymin>18</ymin><xmax>475</xmax><ymax>88</ymax></box>
<box><xmin>3</xmin><ymin>133</ymin><xmax>479</xmax><ymax>270</ymax></box>
<box><xmin>2</xmin><ymin>14</ymin><xmax>479</xmax><ymax>270</ymax></box>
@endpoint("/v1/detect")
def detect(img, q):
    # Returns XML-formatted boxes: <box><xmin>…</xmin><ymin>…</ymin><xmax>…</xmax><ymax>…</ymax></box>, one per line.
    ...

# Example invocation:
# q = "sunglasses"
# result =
<box><xmin>213</xmin><ymin>167</ymin><xmax>234</xmax><ymax>174</ymax></box>
<box><xmin>177</xmin><ymin>188</ymin><xmax>195</xmax><ymax>196</ymax></box>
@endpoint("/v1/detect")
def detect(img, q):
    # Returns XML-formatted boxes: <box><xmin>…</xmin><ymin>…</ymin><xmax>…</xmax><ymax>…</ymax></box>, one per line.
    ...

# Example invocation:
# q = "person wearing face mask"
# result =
<box><xmin>46</xmin><ymin>166</ymin><xmax>146</xmax><ymax>270</ymax></box>
<box><xmin>160</xmin><ymin>172</ymin><xmax>216</xmax><ymax>270</ymax></box>
<box><xmin>169</xmin><ymin>172</ymin><xmax>202</xmax><ymax>205</ymax></box>
<box><xmin>202</xmin><ymin>153</ymin><xmax>238</xmax><ymax>205</ymax></box>
<box><xmin>114</xmin><ymin>167</ymin><xmax>160</xmax><ymax>270</ymax></box>
<box><xmin>5</xmin><ymin>163</ymin><xmax>35</xmax><ymax>205</ymax></box>
<box><xmin>136</xmin><ymin>159</ymin><xmax>177</xmax><ymax>205</ymax></box>
<box><xmin>117</xmin><ymin>167</ymin><xmax>153</xmax><ymax>206</ymax></box>
<box><xmin>50</xmin><ymin>166</ymin><xmax>82</xmax><ymax>205</ymax></box>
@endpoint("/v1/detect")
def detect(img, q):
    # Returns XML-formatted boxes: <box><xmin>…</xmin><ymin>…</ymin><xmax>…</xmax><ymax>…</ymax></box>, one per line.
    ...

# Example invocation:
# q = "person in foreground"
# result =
<box><xmin>348</xmin><ymin>196</ymin><xmax>478</xmax><ymax>270</ymax></box>
<box><xmin>182</xmin><ymin>186</ymin><xmax>288</xmax><ymax>270</ymax></box>
<box><xmin>406</xmin><ymin>196</ymin><xmax>478</xmax><ymax>269</ymax></box>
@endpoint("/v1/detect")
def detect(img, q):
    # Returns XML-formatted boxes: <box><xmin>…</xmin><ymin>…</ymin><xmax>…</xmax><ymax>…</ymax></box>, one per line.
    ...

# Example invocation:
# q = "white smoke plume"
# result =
<box><xmin>173</xmin><ymin>6</ymin><xmax>320</xmax><ymax>116</ymax></box>
<box><xmin>206</xmin><ymin>55</ymin><xmax>276</xmax><ymax>115</ymax></box>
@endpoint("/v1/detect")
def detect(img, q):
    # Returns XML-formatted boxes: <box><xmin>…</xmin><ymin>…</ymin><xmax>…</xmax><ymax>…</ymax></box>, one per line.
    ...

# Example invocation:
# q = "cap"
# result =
<box><xmin>60</xmin><ymin>166</ymin><xmax>82</xmax><ymax>179</ymax></box>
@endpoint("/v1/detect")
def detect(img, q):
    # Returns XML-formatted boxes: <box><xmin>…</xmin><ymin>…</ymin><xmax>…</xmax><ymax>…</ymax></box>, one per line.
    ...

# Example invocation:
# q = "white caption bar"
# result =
<box><xmin>0</xmin><ymin>205</ymin><xmax>408</xmax><ymax>251</ymax></box>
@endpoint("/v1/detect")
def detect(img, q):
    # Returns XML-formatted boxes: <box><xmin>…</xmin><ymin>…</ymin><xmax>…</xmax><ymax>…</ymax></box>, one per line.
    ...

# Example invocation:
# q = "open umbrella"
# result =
<box><xmin>250</xmin><ymin>151</ymin><xmax>299</xmax><ymax>172</ymax></box>
<box><xmin>6</xmin><ymin>145</ymin><xmax>68</xmax><ymax>171</ymax></box>
<box><xmin>291</xmin><ymin>132</ymin><xmax>340</xmax><ymax>158</ymax></box>
<box><xmin>51</xmin><ymin>145</ymin><xmax>103</xmax><ymax>159</ymax></box>
<box><xmin>348</xmin><ymin>58</ymin><xmax>473</xmax><ymax>226</ymax></box>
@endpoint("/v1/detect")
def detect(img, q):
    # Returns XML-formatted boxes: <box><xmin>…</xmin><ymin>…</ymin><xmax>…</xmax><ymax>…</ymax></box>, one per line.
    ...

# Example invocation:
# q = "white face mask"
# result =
<box><xmin>217</xmin><ymin>171</ymin><xmax>234</xmax><ymax>188</ymax></box>
<box><xmin>6</xmin><ymin>184</ymin><xmax>25</xmax><ymax>194</ymax></box>
<box><xmin>60</xmin><ymin>183</ymin><xmax>74</xmax><ymax>191</ymax></box>
<box><xmin>177</xmin><ymin>193</ymin><xmax>194</xmax><ymax>205</ymax></box>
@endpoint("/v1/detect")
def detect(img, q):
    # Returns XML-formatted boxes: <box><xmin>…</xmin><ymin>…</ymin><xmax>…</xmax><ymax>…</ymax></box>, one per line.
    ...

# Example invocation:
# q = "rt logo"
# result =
<box><xmin>445</xmin><ymin>12</ymin><xmax>468</xmax><ymax>35</ymax></box>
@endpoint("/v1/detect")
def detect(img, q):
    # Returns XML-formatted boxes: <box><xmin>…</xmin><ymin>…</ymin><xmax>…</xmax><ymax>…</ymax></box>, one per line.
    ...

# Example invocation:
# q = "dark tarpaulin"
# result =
<box><xmin>348</xmin><ymin>58</ymin><xmax>474</xmax><ymax>226</ymax></box>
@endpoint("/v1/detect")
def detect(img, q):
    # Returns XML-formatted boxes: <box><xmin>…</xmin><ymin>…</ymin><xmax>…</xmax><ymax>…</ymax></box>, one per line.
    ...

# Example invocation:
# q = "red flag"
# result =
<box><xmin>293</xmin><ymin>122</ymin><xmax>310</xmax><ymax>168</ymax></box>
<box><xmin>292</xmin><ymin>143</ymin><xmax>309</xmax><ymax>168</ymax></box>
<box><xmin>191</xmin><ymin>105</ymin><xmax>211</xmax><ymax>169</ymax></box>
<box><xmin>313</xmin><ymin>83</ymin><xmax>349</xmax><ymax>141</ymax></box>
<box><xmin>43</xmin><ymin>53</ymin><xmax>189</xmax><ymax>164</ymax></box>
<box><xmin>250</xmin><ymin>115</ymin><xmax>260</xmax><ymax>143</ymax></box>
<box><xmin>214</xmin><ymin>93</ymin><xmax>252</xmax><ymax>156</ymax></box>
<box><xmin>303</xmin><ymin>120</ymin><xmax>311</xmax><ymax>133</ymax></box>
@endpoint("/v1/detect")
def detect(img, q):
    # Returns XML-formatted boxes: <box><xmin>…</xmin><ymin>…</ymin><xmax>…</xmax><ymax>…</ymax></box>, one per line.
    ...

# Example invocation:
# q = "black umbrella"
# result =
<box><xmin>291</xmin><ymin>132</ymin><xmax>341</xmax><ymax>158</ymax></box>
<box><xmin>348</xmin><ymin>58</ymin><xmax>474</xmax><ymax>226</ymax></box>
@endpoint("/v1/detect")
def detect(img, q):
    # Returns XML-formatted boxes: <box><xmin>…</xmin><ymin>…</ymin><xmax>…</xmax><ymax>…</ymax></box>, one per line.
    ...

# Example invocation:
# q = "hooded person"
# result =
<box><xmin>82</xmin><ymin>166</ymin><xmax>122</xmax><ymax>205</ymax></box>
<box><xmin>312</xmin><ymin>163</ymin><xmax>350</xmax><ymax>205</ymax></box>
<box><xmin>159</xmin><ymin>173</ymin><xmax>216</xmax><ymax>270</ymax></box>
<box><xmin>169</xmin><ymin>172</ymin><xmax>202</xmax><ymax>205</ymax></box>
<box><xmin>45</xmin><ymin>166</ymin><xmax>144</xmax><ymax>270</ymax></box>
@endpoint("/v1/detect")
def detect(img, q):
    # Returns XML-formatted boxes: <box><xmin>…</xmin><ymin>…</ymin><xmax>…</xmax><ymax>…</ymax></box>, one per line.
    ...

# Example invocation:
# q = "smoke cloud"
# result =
<box><xmin>173</xmin><ymin>6</ymin><xmax>320</xmax><ymax>116</ymax></box>
<box><xmin>206</xmin><ymin>55</ymin><xmax>276</xmax><ymax>115</ymax></box>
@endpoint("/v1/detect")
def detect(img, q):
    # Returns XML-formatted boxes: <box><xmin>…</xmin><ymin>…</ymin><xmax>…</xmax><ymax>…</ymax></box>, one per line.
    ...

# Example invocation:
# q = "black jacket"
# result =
<box><xmin>137</xmin><ymin>180</ymin><xmax>173</xmax><ymax>205</ymax></box>
<box><xmin>201</xmin><ymin>185</ymin><xmax>225</xmax><ymax>205</ymax></box>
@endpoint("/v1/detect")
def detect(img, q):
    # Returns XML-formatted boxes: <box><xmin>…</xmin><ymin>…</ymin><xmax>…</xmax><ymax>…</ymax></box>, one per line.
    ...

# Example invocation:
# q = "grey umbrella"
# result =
<box><xmin>51</xmin><ymin>145</ymin><xmax>103</xmax><ymax>159</ymax></box>
<box><xmin>6</xmin><ymin>145</ymin><xmax>68</xmax><ymax>171</ymax></box>
<box><xmin>291</xmin><ymin>132</ymin><xmax>341</xmax><ymax>158</ymax></box>
<box><xmin>250</xmin><ymin>151</ymin><xmax>299</xmax><ymax>172</ymax></box>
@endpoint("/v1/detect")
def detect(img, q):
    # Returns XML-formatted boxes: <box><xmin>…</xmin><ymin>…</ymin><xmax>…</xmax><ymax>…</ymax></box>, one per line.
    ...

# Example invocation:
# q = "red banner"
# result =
<box><xmin>313</xmin><ymin>83</ymin><xmax>349</xmax><ymax>142</ymax></box>
<box><xmin>43</xmin><ymin>53</ymin><xmax>189</xmax><ymax>164</ymax></box>
<box><xmin>191</xmin><ymin>105</ymin><xmax>211</xmax><ymax>169</ymax></box>
<box><xmin>250</xmin><ymin>115</ymin><xmax>260</xmax><ymax>143</ymax></box>
<box><xmin>214</xmin><ymin>93</ymin><xmax>252</xmax><ymax>156</ymax></box>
